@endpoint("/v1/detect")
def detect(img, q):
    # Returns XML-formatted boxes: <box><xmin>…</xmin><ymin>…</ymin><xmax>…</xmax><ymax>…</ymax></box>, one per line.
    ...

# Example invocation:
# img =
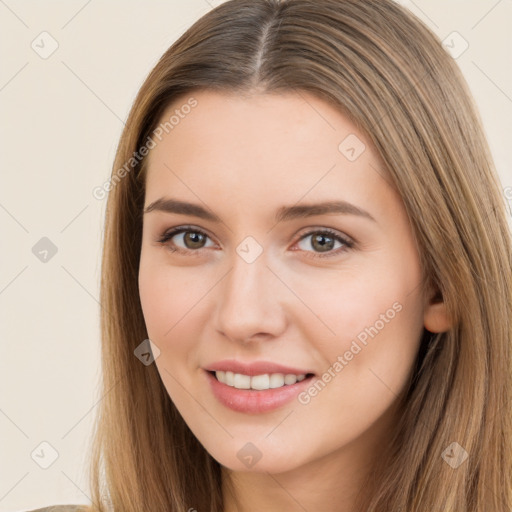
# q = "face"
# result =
<box><xmin>138</xmin><ymin>90</ymin><xmax>432</xmax><ymax>475</ymax></box>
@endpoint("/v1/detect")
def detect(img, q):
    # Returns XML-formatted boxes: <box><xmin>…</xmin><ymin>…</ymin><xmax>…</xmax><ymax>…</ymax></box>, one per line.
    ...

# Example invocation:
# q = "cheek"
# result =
<box><xmin>291</xmin><ymin>290</ymin><xmax>423</xmax><ymax>449</ymax></box>
<box><xmin>138</xmin><ymin>254</ymin><xmax>208</xmax><ymax>340</ymax></box>
<box><xmin>295</xmin><ymin>256</ymin><xmax>424</xmax><ymax>422</ymax></box>
<box><xmin>138</xmin><ymin>254</ymin><xmax>218</xmax><ymax>401</ymax></box>
<box><xmin>291</xmin><ymin>246</ymin><xmax>424</xmax><ymax>384</ymax></box>
<box><xmin>290</xmin><ymin>262</ymin><xmax>421</xmax><ymax>347</ymax></box>
<box><xmin>138</xmin><ymin>263</ymin><xmax>174</xmax><ymax>339</ymax></box>
<box><xmin>138</xmin><ymin>259</ymin><xmax>205</xmax><ymax>406</ymax></box>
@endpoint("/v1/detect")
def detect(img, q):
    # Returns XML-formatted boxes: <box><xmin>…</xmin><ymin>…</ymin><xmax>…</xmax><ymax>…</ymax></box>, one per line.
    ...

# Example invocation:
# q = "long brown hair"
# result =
<box><xmin>87</xmin><ymin>1</ymin><xmax>512</xmax><ymax>510</ymax></box>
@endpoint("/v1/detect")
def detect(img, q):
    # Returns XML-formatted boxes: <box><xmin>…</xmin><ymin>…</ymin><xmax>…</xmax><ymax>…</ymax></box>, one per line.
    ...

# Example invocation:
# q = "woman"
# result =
<box><xmin>30</xmin><ymin>0</ymin><xmax>512</xmax><ymax>510</ymax></box>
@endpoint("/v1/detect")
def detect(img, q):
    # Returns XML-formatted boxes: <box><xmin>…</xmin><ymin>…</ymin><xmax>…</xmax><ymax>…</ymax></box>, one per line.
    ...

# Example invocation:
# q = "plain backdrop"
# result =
<box><xmin>1</xmin><ymin>1</ymin><xmax>511</xmax><ymax>510</ymax></box>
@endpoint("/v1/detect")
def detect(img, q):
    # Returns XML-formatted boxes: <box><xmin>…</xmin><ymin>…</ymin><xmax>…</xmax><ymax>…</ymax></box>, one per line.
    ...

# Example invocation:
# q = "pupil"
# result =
<box><xmin>185</xmin><ymin>232</ymin><xmax>205</xmax><ymax>248</ymax></box>
<box><xmin>313</xmin><ymin>234</ymin><xmax>333</xmax><ymax>252</ymax></box>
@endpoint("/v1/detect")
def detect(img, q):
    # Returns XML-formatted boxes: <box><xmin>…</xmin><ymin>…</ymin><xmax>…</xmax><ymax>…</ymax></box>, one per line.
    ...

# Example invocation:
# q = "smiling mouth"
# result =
<box><xmin>208</xmin><ymin>370</ymin><xmax>315</xmax><ymax>391</ymax></box>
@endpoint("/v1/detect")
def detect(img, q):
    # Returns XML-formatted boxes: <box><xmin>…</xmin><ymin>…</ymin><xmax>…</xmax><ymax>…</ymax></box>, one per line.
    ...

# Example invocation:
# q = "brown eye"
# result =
<box><xmin>295</xmin><ymin>229</ymin><xmax>353</xmax><ymax>258</ymax></box>
<box><xmin>157</xmin><ymin>226</ymin><xmax>215</xmax><ymax>254</ymax></box>
<box><xmin>310</xmin><ymin>233</ymin><xmax>336</xmax><ymax>252</ymax></box>
<box><xmin>182</xmin><ymin>231</ymin><xmax>207</xmax><ymax>249</ymax></box>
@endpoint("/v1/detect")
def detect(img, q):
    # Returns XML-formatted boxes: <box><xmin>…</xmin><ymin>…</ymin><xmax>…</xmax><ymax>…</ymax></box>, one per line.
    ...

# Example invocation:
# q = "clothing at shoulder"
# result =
<box><xmin>27</xmin><ymin>506</ymin><xmax>90</xmax><ymax>512</ymax></box>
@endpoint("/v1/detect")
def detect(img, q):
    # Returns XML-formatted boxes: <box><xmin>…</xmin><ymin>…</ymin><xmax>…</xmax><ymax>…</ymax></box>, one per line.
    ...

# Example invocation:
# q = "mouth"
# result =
<box><xmin>207</xmin><ymin>370</ymin><xmax>315</xmax><ymax>390</ymax></box>
<box><xmin>204</xmin><ymin>369</ymin><xmax>316</xmax><ymax>414</ymax></box>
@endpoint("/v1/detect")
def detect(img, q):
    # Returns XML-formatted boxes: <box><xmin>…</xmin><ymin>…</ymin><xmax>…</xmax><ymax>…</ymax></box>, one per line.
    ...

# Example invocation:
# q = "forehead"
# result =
<box><xmin>148</xmin><ymin>89</ymin><xmax>368</xmax><ymax>164</ymax></box>
<box><xmin>143</xmin><ymin>90</ymin><xmax>394</xmax><ymax>219</ymax></box>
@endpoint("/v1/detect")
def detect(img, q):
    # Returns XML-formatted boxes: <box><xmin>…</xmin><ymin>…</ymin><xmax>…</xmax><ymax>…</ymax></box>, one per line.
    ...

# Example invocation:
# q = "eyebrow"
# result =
<box><xmin>143</xmin><ymin>198</ymin><xmax>376</xmax><ymax>223</ymax></box>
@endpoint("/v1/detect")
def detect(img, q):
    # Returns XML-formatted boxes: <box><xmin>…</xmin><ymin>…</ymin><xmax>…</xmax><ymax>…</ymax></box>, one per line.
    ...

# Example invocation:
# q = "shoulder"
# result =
<box><xmin>25</xmin><ymin>506</ymin><xmax>90</xmax><ymax>512</ymax></box>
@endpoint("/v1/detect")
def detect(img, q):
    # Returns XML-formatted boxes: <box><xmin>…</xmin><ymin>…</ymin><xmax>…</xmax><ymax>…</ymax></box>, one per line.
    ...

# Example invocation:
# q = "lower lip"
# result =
<box><xmin>204</xmin><ymin>370</ymin><xmax>315</xmax><ymax>414</ymax></box>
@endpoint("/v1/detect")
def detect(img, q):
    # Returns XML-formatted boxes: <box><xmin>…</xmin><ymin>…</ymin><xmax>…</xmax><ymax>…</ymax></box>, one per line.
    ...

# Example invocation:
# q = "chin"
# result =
<box><xmin>205</xmin><ymin>439</ymin><xmax>307</xmax><ymax>474</ymax></box>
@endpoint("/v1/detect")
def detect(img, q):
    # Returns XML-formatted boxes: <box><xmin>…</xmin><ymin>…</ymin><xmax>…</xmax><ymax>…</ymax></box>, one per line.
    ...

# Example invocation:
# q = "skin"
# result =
<box><xmin>138</xmin><ymin>90</ymin><xmax>451</xmax><ymax>512</ymax></box>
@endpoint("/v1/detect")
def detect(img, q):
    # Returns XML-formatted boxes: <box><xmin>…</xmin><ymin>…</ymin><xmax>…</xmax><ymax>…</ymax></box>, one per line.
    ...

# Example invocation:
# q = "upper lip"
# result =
<box><xmin>203</xmin><ymin>359</ymin><xmax>315</xmax><ymax>376</ymax></box>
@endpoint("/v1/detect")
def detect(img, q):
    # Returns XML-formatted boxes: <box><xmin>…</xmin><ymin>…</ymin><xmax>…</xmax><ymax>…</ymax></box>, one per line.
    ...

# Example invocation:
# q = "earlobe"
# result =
<box><xmin>423</xmin><ymin>291</ymin><xmax>453</xmax><ymax>333</ymax></box>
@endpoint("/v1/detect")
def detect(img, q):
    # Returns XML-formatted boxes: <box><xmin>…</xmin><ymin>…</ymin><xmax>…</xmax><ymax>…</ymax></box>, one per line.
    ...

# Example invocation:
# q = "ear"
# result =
<box><xmin>423</xmin><ymin>288</ymin><xmax>453</xmax><ymax>333</ymax></box>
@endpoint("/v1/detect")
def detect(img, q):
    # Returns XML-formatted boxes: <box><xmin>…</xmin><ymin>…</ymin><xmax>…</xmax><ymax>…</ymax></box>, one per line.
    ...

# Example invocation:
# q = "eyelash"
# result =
<box><xmin>156</xmin><ymin>225</ymin><xmax>354</xmax><ymax>259</ymax></box>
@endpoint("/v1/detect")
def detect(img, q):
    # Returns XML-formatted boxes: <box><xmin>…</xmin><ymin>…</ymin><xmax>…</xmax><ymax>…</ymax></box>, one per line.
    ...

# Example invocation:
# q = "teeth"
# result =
<box><xmin>215</xmin><ymin>371</ymin><xmax>308</xmax><ymax>390</ymax></box>
<box><xmin>269</xmin><ymin>373</ymin><xmax>284</xmax><ymax>388</ymax></box>
<box><xmin>251</xmin><ymin>374</ymin><xmax>270</xmax><ymax>390</ymax></box>
<box><xmin>233</xmin><ymin>373</ymin><xmax>251</xmax><ymax>389</ymax></box>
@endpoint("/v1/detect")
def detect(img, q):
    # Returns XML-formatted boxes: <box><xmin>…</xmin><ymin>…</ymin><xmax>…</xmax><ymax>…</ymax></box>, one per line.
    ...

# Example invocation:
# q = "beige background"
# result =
<box><xmin>1</xmin><ymin>1</ymin><xmax>511</xmax><ymax>510</ymax></box>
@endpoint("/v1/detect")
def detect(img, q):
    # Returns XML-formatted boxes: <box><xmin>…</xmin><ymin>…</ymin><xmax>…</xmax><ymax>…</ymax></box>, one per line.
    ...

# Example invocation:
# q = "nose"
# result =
<box><xmin>214</xmin><ymin>249</ymin><xmax>288</xmax><ymax>344</ymax></box>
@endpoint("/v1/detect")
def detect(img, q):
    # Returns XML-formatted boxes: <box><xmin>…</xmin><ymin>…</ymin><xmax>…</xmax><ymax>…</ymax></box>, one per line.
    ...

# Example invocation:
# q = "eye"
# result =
<box><xmin>294</xmin><ymin>228</ymin><xmax>353</xmax><ymax>258</ymax></box>
<box><xmin>157</xmin><ymin>226</ymin><xmax>216</xmax><ymax>255</ymax></box>
<box><xmin>157</xmin><ymin>225</ymin><xmax>354</xmax><ymax>259</ymax></box>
